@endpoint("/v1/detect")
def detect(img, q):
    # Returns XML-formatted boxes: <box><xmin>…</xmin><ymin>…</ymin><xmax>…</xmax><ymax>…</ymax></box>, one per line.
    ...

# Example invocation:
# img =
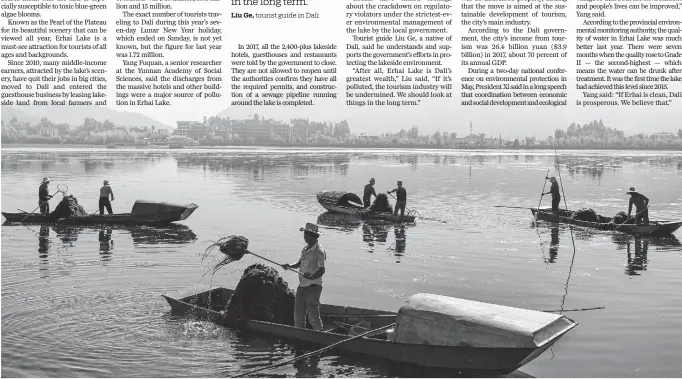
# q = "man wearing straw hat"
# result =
<box><xmin>626</xmin><ymin>187</ymin><xmax>649</xmax><ymax>226</ymax></box>
<box><xmin>38</xmin><ymin>177</ymin><xmax>53</xmax><ymax>215</ymax></box>
<box><xmin>99</xmin><ymin>180</ymin><xmax>115</xmax><ymax>215</ymax></box>
<box><xmin>282</xmin><ymin>223</ymin><xmax>326</xmax><ymax>331</ymax></box>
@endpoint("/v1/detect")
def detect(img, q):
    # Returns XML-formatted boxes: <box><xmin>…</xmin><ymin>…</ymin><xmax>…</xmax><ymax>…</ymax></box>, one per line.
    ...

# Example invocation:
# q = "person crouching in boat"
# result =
<box><xmin>282</xmin><ymin>223</ymin><xmax>326</xmax><ymax>331</ymax></box>
<box><xmin>626</xmin><ymin>187</ymin><xmax>649</xmax><ymax>226</ymax></box>
<box><xmin>388</xmin><ymin>181</ymin><xmax>407</xmax><ymax>217</ymax></box>
<box><xmin>38</xmin><ymin>177</ymin><xmax>53</xmax><ymax>215</ymax></box>
<box><xmin>99</xmin><ymin>180</ymin><xmax>115</xmax><ymax>215</ymax></box>
<box><xmin>543</xmin><ymin>176</ymin><xmax>561</xmax><ymax>214</ymax></box>
<box><xmin>363</xmin><ymin>177</ymin><xmax>377</xmax><ymax>208</ymax></box>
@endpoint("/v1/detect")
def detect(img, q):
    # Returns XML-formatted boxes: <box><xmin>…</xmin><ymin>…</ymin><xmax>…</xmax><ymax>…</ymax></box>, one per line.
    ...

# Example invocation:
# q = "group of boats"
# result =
<box><xmin>3</xmin><ymin>187</ymin><xmax>681</xmax><ymax>376</ymax></box>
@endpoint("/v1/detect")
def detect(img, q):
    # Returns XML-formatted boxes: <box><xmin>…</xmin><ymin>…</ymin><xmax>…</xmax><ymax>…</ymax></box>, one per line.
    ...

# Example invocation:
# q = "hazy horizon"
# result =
<box><xmin>2</xmin><ymin>0</ymin><xmax>681</xmax><ymax>139</ymax></box>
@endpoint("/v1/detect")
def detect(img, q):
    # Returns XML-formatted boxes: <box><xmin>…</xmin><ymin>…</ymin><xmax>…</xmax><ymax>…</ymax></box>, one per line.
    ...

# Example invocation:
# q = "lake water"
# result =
<box><xmin>2</xmin><ymin>147</ymin><xmax>681</xmax><ymax>378</ymax></box>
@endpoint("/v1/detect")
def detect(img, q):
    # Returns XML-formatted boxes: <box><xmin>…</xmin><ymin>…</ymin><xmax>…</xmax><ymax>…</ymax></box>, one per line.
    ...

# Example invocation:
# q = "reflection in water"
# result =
<box><xmin>38</xmin><ymin>226</ymin><xmax>50</xmax><ymax>271</ymax></box>
<box><xmin>99</xmin><ymin>228</ymin><xmax>114</xmax><ymax>263</ymax></box>
<box><xmin>316</xmin><ymin>212</ymin><xmax>362</xmax><ymax>233</ymax></box>
<box><xmin>362</xmin><ymin>223</ymin><xmax>389</xmax><ymax>252</ymax></box>
<box><xmin>611</xmin><ymin>234</ymin><xmax>680</xmax><ymax>275</ymax></box>
<box><xmin>625</xmin><ymin>238</ymin><xmax>648</xmax><ymax>276</ymax></box>
<box><xmin>392</xmin><ymin>225</ymin><xmax>407</xmax><ymax>262</ymax></box>
<box><xmin>129</xmin><ymin>225</ymin><xmax>198</xmax><ymax>245</ymax></box>
<box><xmin>175</xmin><ymin>153</ymin><xmax>352</xmax><ymax>180</ymax></box>
<box><xmin>316</xmin><ymin>212</ymin><xmax>411</xmax><ymax>258</ymax></box>
<box><xmin>13</xmin><ymin>223</ymin><xmax>198</xmax><ymax>272</ymax></box>
<box><xmin>52</xmin><ymin>225</ymin><xmax>82</xmax><ymax>246</ymax></box>
<box><xmin>547</xmin><ymin>226</ymin><xmax>559</xmax><ymax>264</ymax></box>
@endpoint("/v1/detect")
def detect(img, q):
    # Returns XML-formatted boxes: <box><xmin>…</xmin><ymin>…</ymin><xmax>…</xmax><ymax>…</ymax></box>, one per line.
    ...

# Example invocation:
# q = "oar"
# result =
<box><xmin>493</xmin><ymin>205</ymin><xmax>535</xmax><ymax>210</ymax></box>
<box><xmin>537</xmin><ymin>169</ymin><xmax>550</xmax><ymax>221</ymax></box>
<box><xmin>20</xmin><ymin>185</ymin><xmax>67</xmax><ymax>223</ymax></box>
<box><xmin>613</xmin><ymin>204</ymin><xmax>652</xmax><ymax>232</ymax></box>
<box><xmin>387</xmin><ymin>193</ymin><xmax>447</xmax><ymax>223</ymax></box>
<box><xmin>234</xmin><ymin>323</ymin><xmax>396</xmax><ymax>377</ymax></box>
<box><xmin>542</xmin><ymin>306</ymin><xmax>604</xmax><ymax>313</ymax></box>
<box><xmin>202</xmin><ymin>236</ymin><xmax>305</xmax><ymax>276</ymax></box>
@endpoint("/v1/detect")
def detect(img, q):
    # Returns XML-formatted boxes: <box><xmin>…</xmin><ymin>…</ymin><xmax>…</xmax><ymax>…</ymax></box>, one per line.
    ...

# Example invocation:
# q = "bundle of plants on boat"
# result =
<box><xmin>610</xmin><ymin>211</ymin><xmax>635</xmax><ymax>224</ymax></box>
<box><xmin>369</xmin><ymin>193</ymin><xmax>393</xmax><ymax>213</ymax></box>
<box><xmin>49</xmin><ymin>195</ymin><xmax>88</xmax><ymax>221</ymax></box>
<box><xmin>222</xmin><ymin>263</ymin><xmax>297</xmax><ymax>326</ymax></box>
<box><xmin>570</xmin><ymin>208</ymin><xmax>600</xmax><ymax>222</ymax></box>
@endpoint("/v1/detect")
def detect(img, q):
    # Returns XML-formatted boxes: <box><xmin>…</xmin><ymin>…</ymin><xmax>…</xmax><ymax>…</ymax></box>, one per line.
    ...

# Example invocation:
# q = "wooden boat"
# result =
<box><xmin>316</xmin><ymin>191</ymin><xmax>416</xmax><ymax>223</ymax></box>
<box><xmin>163</xmin><ymin>288</ymin><xmax>577</xmax><ymax>375</ymax></box>
<box><xmin>2</xmin><ymin>200</ymin><xmax>198</xmax><ymax>226</ymax></box>
<box><xmin>531</xmin><ymin>207</ymin><xmax>682</xmax><ymax>237</ymax></box>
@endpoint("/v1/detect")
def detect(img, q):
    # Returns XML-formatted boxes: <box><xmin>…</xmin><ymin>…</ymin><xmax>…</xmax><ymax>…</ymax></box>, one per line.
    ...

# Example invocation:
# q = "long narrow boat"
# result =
<box><xmin>316</xmin><ymin>191</ymin><xmax>416</xmax><ymax>223</ymax></box>
<box><xmin>163</xmin><ymin>287</ymin><xmax>577</xmax><ymax>375</ymax></box>
<box><xmin>2</xmin><ymin>200</ymin><xmax>198</xmax><ymax>226</ymax></box>
<box><xmin>531</xmin><ymin>207</ymin><xmax>682</xmax><ymax>236</ymax></box>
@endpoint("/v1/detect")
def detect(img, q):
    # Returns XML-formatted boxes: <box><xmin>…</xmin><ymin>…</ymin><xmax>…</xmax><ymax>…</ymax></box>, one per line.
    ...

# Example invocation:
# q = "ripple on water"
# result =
<box><xmin>3</xmin><ymin>149</ymin><xmax>682</xmax><ymax>377</ymax></box>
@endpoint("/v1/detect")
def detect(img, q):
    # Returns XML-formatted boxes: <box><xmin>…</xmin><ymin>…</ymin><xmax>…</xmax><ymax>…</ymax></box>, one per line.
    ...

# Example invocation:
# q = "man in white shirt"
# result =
<box><xmin>283</xmin><ymin>223</ymin><xmax>326</xmax><ymax>331</ymax></box>
<box><xmin>99</xmin><ymin>180</ymin><xmax>115</xmax><ymax>215</ymax></box>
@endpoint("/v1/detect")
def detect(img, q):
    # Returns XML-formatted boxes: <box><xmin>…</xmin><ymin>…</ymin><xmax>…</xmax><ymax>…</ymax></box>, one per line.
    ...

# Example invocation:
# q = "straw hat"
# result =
<box><xmin>300</xmin><ymin>222</ymin><xmax>321</xmax><ymax>236</ymax></box>
<box><xmin>40</xmin><ymin>177</ymin><xmax>51</xmax><ymax>184</ymax></box>
<box><xmin>626</xmin><ymin>186</ymin><xmax>638</xmax><ymax>194</ymax></box>
<box><xmin>103</xmin><ymin>180</ymin><xmax>109</xmax><ymax>185</ymax></box>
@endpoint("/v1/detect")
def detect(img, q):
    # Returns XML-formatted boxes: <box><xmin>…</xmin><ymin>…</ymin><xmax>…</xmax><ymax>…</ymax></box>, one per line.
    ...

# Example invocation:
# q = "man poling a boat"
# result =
<box><xmin>542</xmin><ymin>176</ymin><xmax>561</xmax><ymax>214</ymax></box>
<box><xmin>387</xmin><ymin>181</ymin><xmax>407</xmax><ymax>217</ymax></box>
<box><xmin>626</xmin><ymin>187</ymin><xmax>650</xmax><ymax>226</ymax></box>
<box><xmin>38</xmin><ymin>177</ymin><xmax>53</xmax><ymax>215</ymax></box>
<box><xmin>99</xmin><ymin>180</ymin><xmax>115</xmax><ymax>215</ymax></box>
<box><xmin>363</xmin><ymin>178</ymin><xmax>377</xmax><ymax>208</ymax></box>
<box><xmin>282</xmin><ymin>223</ymin><xmax>326</xmax><ymax>331</ymax></box>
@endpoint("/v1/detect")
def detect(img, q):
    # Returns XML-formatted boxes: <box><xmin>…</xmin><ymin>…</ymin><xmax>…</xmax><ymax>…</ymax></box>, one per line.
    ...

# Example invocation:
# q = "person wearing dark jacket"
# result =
<box><xmin>388</xmin><ymin>181</ymin><xmax>407</xmax><ymax>216</ymax></box>
<box><xmin>542</xmin><ymin>176</ymin><xmax>561</xmax><ymax>214</ymax></box>
<box><xmin>38</xmin><ymin>177</ymin><xmax>53</xmax><ymax>215</ymax></box>
<box><xmin>627</xmin><ymin>187</ymin><xmax>649</xmax><ymax>226</ymax></box>
<box><xmin>363</xmin><ymin>178</ymin><xmax>377</xmax><ymax>208</ymax></box>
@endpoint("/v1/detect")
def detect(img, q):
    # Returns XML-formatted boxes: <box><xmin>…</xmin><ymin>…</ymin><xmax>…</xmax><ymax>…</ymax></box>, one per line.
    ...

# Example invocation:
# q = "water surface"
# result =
<box><xmin>2</xmin><ymin>147</ymin><xmax>681</xmax><ymax>377</ymax></box>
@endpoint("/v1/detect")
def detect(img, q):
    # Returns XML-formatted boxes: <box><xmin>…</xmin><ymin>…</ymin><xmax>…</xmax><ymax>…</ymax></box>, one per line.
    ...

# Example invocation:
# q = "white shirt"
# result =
<box><xmin>298</xmin><ymin>242</ymin><xmax>326</xmax><ymax>287</ymax></box>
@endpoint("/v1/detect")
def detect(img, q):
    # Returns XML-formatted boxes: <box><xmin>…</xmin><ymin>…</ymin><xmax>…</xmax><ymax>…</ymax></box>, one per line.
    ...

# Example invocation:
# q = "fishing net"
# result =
<box><xmin>223</xmin><ymin>263</ymin><xmax>296</xmax><ymax>326</ymax></box>
<box><xmin>570</xmin><ymin>208</ymin><xmax>600</xmax><ymax>222</ymax></box>
<box><xmin>611</xmin><ymin>211</ymin><xmax>633</xmax><ymax>224</ymax></box>
<box><xmin>369</xmin><ymin>193</ymin><xmax>393</xmax><ymax>213</ymax></box>
<box><xmin>49</xmin><ymin>195</ymin><xmax>88</xmax><ymax>220</ymax></box>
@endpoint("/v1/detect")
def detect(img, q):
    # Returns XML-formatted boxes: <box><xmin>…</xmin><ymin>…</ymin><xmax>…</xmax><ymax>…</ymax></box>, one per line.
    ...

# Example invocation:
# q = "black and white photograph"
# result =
<box><xmin>2</xmin><ymin>0</ymin><xmax>682</xmax><ymax>377</ymax></box>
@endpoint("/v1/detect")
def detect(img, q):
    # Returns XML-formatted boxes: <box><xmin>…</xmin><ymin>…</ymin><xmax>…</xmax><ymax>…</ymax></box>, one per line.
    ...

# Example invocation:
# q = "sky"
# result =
<box><xmin>2</xmin><ymin>0</ymin><xmax>681</xmax><ymax>139</ymax></box>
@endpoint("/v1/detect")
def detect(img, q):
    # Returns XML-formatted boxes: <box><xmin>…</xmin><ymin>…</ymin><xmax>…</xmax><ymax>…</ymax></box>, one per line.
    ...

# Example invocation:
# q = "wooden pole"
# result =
<box><xmin>235</xmin><ymin>323</ymin><xmax>396</xmax><ymax>377</ymax></box>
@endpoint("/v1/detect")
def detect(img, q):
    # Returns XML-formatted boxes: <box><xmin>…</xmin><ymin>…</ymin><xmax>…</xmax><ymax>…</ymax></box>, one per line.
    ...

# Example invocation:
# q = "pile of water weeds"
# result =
<box><xmin>223</xmin><ymin>263</ymin><xmax>295</xmax><ymax>326</ymax></box>
<box><xmin>571</xmin><ymin>208</ymin><xmax>600</xmax><ymax>222</ymax></box>
<box><xmin>611</xmin><ymin>211</ymin><xmax>633</xmax><ymax>224</ymax></box>
<box><xmin>49</xmin><ymin>195</ymin><xmax>88</xmax><ymax>220</ymax></box>
<box><xmin>369</xmin><ymin>193</ymin><xmax>393</xmax><ymax>213</ymax></box>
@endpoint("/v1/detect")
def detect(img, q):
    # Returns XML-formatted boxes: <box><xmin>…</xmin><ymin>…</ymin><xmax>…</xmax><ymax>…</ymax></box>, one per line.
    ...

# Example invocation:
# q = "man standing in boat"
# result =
<box><xmin>363</xmin><ymin>178</ymin><xmax>377</xmax><ymax>208</ymax></box>
<box><xmin>543</xmin><ymin>176</ymin><xmax>561</xmax><ymax>214</ymax></box>
<box><xmin>626</xmin><ymin>187</ymin><xmax>649</xmax><ymax>226</ymax></box>
<box><xmin>38</xmin><ymin>177</ymin><xmax>53</xmax><ymax>215</ymax></box>
<box><xmin>282</xmin><ymin>223</ymin><xmax>326</xmax><ymax>331</ymax></box>
<box><xmin>99</xmin><ymin>180</ymin><xmax>115</xmax><ymax>215</ymax></box>
<box><xmin>388</xmin><ymin>181</ymin><xmax>407</xmax><ymax>217</ymax></box>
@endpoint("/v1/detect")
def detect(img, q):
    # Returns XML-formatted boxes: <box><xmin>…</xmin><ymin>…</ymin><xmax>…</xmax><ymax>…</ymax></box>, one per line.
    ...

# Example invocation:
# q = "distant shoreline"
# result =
<box><xmin>2</xmin><ymin>143</ymin><xmax>682</xmax><ymax>152</ymax></box>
